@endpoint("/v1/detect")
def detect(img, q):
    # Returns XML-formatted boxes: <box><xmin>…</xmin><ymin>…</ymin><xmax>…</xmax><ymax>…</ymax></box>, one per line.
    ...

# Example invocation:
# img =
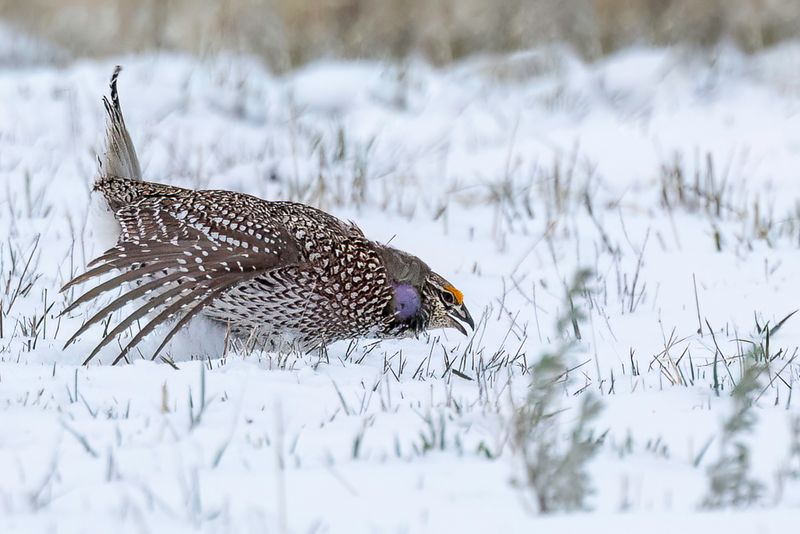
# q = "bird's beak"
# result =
<box><xmin>447</xmin><ymin>305</ymin><xmax>475</xmax><ymax>336</ymax></box>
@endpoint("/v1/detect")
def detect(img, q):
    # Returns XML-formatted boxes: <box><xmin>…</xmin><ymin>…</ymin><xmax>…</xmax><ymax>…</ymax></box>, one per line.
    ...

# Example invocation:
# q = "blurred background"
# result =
<box><xmin>2</xmin><ymin>0</ymin><xmax>800</xmax><ymax>68</ymax></box>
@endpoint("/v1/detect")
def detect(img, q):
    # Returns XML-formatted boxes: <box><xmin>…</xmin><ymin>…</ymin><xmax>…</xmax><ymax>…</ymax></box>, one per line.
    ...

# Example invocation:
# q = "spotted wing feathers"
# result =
<box><xmin>62</xmin><ymin>191</ymin><xmax>301</xmax><ymax>364</ymax></box>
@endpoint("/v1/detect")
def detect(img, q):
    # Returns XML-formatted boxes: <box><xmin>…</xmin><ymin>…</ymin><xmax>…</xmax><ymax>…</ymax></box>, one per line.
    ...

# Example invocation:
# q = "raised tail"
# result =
<box><xmin>100</xmin><ymin>66</ymin><xmax>141</xmax><ymax>181</ymax></box>
<box><xmin>89</xmin><ymin>66</ymin><xmax>143</xmax><ymax>249</ymax></box>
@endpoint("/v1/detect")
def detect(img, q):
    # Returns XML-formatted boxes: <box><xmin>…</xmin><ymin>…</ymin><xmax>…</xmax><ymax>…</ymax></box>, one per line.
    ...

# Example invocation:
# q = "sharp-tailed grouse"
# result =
<box><xmin>62</xmin><ymin>67</ymin><xmax>474</xmax><ymax>364</ymax></box>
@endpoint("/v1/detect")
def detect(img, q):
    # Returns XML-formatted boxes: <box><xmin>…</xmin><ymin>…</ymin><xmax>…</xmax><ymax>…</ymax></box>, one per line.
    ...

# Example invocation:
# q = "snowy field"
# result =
<box><xmin>3</xmin><ymin>34</ymin><xmax>800</xmax><ymax>532</ymax></box>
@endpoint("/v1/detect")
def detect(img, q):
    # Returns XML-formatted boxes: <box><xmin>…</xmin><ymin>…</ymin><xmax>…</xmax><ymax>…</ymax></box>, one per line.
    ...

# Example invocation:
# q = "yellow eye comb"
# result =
<box><xmin>445</xmin><ymin>284</ymin><xmax>464</xmax><ymax>305</ymax></box>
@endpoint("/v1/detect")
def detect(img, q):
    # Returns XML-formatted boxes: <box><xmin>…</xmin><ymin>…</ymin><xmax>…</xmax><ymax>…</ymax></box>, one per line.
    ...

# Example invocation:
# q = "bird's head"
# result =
<box><xmin>418</xmin><ymin>272</ymin><xmax>475</xmax><ymax>336</ymax></box>
<box><xmin>380</xmin><ymin>247</ymin><xmax>474</xmax><ymax>337</ymax></box>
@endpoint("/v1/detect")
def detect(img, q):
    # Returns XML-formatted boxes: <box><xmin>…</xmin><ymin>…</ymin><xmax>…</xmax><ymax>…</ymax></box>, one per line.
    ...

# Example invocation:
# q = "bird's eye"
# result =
<box><xmin>441</xmin><ymin>291</ymin><xmax>456</xmax><ymax>306</ymax></box>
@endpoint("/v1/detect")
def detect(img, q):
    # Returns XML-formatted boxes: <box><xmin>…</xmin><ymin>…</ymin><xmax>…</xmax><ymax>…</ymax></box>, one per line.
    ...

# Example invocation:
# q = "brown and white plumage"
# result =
<box><xmin>102</xmin><ymin>66</ymin><xmax>141</xmax><ymax>182</ymax></box>
<box><xmin>62</xmin><ymin>67</ymin><xmax>474</xmax><ymax>364</ymax></box>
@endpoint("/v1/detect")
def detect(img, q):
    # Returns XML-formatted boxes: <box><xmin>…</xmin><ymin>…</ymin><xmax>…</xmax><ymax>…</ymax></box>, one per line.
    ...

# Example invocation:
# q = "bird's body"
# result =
<box><xmin>63</xmin><ymin>68</ymin><xmax>473</xmax><ymax>364</ymax></box>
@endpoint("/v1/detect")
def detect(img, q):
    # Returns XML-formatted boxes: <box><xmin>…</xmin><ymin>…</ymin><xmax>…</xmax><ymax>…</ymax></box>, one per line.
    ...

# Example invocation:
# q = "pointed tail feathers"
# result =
<box><xmin>100</xmin><ymin>66</ymin><xmax>141</xmax><ymax>182</ymax></box>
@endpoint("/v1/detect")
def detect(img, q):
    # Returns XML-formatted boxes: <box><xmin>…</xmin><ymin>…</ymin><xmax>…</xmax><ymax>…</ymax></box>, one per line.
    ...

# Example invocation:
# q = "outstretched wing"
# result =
<box><xmin>62</xmin><ymin>191</ymin><xmax>301</xmax><ymax>365</ymax></box>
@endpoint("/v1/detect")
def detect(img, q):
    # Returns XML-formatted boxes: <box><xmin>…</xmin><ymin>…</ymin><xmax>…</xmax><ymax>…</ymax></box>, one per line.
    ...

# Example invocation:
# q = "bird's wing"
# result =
<box><xmin>62</xmin><ymin>192</ymin><xmax>302</xmax><ymax>365</ymax></box>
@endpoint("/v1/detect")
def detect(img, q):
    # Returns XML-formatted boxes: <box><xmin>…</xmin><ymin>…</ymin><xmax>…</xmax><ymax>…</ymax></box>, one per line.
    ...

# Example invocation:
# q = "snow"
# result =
<box><xmin>2</xmin><ymin>37</ymin><xmax>800</xmax><ymax>532</ymax></box>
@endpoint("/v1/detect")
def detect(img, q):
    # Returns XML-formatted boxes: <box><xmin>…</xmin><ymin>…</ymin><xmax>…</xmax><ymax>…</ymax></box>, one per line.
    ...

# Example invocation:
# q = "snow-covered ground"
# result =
<box><xmin>2</xmin><ymin>37</ymin><xmax>800</xmax><ymax>532</ymax></box>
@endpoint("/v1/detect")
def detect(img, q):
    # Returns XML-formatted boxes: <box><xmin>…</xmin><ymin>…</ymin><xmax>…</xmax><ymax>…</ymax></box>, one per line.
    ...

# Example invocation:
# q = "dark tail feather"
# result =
<box><xmin>100</xmin><ymin>65</ymin><xmax>142</xmax><ymax>181</ymax></box>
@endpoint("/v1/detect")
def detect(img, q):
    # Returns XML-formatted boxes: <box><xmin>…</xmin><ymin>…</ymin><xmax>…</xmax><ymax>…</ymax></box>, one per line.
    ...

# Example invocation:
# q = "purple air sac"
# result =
<box><xmin>393</xmin><ymin>283</ymin><xmax>421</xmax><ymax>320</ymax></box>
